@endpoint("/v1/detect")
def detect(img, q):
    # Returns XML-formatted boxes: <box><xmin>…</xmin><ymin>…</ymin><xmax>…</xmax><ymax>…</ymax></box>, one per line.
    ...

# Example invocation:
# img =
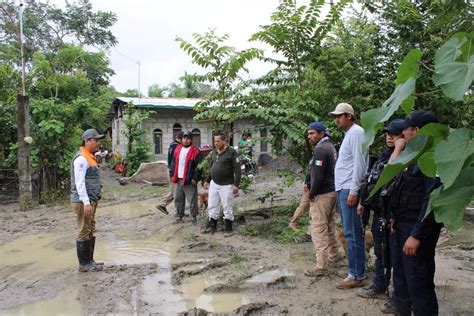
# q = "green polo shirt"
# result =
<box><xmin>206</xmin><ymin>146</ymin><xmax>241</xmax><ymax>186</ymax></box>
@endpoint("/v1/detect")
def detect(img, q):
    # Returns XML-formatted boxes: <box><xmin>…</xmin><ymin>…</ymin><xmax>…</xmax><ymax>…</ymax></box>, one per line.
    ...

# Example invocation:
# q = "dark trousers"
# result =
<box><xmin>174</xmin><ymin>181</ymin><xmax>198</xmax><ymax>217</ymax></box>
<box><xmin>372</xmin><ymin>213</ymin><xmax>391</xmax><ymax>291</ymax></box>
<box><xmin>392</xmin><ymin>221</ymin><xmax>440</xmax><ymax>315</ymax></box>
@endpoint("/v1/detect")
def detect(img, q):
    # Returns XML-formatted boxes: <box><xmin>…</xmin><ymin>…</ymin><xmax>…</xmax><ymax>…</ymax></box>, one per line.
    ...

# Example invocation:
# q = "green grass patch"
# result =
<box><xmin>230</xmin><ymin>254</ymin><xmax>248</xmax><ymax>265</ymax></box>
<box><xmin>238</xmin><ymin>202</ymin><xmax>311</xmax><ymax>244</ymax></box>
<box><xmin>183</xmin><ymin>232</ymin><xmax>198</xmax><ymax>242</ymax></box>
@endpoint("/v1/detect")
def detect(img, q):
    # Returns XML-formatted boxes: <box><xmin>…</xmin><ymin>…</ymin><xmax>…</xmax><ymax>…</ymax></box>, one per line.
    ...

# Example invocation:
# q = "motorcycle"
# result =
<box><xmin>236</xmin><ymin>146</ymin><xmax>257</xmax><ymax>176</ymax></box>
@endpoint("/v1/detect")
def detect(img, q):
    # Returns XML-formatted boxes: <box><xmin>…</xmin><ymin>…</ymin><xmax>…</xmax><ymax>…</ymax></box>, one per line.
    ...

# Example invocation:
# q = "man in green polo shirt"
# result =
<box><xmin>203</xmin><ymin>131</ymin><xmax>241</xmax><ymax>237</ymax></box>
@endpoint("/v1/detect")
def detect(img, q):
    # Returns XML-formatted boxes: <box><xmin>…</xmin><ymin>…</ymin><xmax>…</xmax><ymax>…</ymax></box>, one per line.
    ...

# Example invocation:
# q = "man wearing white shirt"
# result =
<box><xmin>71</xmin><ymin>129</ymin><xmax>105</xmax><ymax>272</ymax></box>
<box><xmin>330</xmin><ymin>103</ymin><xmax>368</xmax><ymax>289</ymax></box>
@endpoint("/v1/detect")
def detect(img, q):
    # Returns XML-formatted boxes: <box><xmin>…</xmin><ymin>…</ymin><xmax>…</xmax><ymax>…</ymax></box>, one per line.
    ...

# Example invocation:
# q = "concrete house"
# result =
<box><xmin>108</xmin><ymin>97</ymin><xmax>272</xmax><ymax>162</ymax></box>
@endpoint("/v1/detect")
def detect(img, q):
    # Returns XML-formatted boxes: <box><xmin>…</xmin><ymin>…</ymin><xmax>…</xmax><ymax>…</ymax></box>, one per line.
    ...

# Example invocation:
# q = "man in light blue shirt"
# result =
<box><xmin>330</xmin><ymin>103</ymin><xmax>368</xmax><ymax>289</ymax></box>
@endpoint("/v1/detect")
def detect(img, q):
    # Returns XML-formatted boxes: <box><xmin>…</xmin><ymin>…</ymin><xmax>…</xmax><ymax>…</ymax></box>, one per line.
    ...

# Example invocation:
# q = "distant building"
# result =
<box><xmin>108</xmin><ymin>97</ymin><xmax>272</xmax><ymax>162</ymax></box>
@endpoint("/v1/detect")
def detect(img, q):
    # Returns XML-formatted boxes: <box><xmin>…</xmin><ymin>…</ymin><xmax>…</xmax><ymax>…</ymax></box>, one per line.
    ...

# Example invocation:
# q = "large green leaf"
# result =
<box><xmin>427</xmin><ymin>156</ymin><xmax>474</xmax><ymax>231</ymax></box>
<box><xmin>361</xmin><ymin>78</ymin><xmax>416</xmax><ymax>152</ymax></box>
<box><xmin>368</xmin><ymin>133</ymin><xmax>431</xmax><ymax>198</ymax></box>
<box><xmin>433</xmin><ymin>33</ymin><xmax>474</xmax><ymax>101</ymax></box>
<box><xmin>396</xmin><ymin>49</ymin><xmax>423</xmax><ymax>84</ymax></box>
<box><xmin>434</xmin><ymin>128</ymin><xmax>474</xmax><ymax>189</ymax></box>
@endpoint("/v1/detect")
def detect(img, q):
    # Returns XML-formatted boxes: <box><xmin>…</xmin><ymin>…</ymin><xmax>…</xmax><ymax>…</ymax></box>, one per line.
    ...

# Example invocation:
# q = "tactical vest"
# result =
<box><xmin>70</xmin><ymin>152</ymin><xmax>101</xmax><ymax>203</ymax></box>
<box><xmin>387</xmin><ymin>165</ymin><xmax>425</xmax><ymax>222</ymax></box>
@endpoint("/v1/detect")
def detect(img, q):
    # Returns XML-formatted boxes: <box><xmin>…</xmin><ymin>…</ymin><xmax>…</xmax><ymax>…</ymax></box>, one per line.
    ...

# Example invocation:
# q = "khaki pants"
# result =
<box><xmin>290</xmin><ymin>191</ymin><xmax>310</xmax><ymax>224</ymax></box>
<box><xmin>72</xmin><ymin>201</ymin><xmax>98</xmax><ymax>241</ymax></box>
<box><xmin>158</xmin><ymin>181</ymin><xmax>176</xmax><ymax>208</ymax></box>
<box><xmin>310</xmin><ymin>191</ymin><xmax>338</xmax><ymax>270</ymax></box>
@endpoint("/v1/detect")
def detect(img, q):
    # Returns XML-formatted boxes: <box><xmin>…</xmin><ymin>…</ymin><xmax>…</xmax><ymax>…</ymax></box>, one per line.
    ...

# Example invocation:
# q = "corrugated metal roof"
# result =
<box><xmin>116</xmin><ymin>97</ymin><xmax>201</xmax><ymax>109</ymax></box>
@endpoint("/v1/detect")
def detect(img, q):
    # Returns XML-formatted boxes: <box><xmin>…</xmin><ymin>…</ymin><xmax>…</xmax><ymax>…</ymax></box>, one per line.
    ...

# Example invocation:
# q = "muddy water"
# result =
<box><xmin>98</xmin><ymin>198</ymin><xmax>157</xmax><ymax>218</ymax></box>
<box><xmin>2</xmin><ymin>287</ymin><xmax>82</xmax><ymax>315</ymax></box>
<box><xmin>0</xmin><ymin>200</ymin><xmax>250</xmax><ymax>314</ymax></box>
<box><xmin>0</xmin><ymin>233</ymin><xmax>75</xmax><ymax>280</ymax></box>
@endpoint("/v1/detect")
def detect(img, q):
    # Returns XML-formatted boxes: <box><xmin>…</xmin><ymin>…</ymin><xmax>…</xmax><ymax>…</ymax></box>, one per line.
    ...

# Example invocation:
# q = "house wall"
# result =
<box><xmin>233</xmin><ymin>119</ymin><xmax>272</xmax><ymax>157</ymax></box>
<box><xmin>111</xmin><ymin>108</ymin><xmax>273</xmax><ymax>165</ymax></box>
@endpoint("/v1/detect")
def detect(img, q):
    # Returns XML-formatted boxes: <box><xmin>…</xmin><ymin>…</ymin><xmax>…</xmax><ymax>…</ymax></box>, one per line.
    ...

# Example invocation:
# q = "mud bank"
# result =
<box><xmin>1</xmin><ymin>167</ymin><xmax>473</xmax><ymax>315</ymax></box>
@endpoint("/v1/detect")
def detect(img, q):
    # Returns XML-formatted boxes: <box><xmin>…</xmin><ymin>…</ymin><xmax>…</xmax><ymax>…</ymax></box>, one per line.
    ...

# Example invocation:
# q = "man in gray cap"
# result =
<box><xmin>329</xmin><ymin>103</ymin><xmax>368</xmax><ymax>289</ymax></box>
<box><xmin>71</xmin><ymin>128</ymin><xmax>105</xmax><ymax>272</ymax></box>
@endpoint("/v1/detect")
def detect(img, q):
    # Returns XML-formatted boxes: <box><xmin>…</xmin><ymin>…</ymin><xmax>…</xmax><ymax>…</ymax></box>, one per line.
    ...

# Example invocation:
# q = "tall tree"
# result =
<box><xmin>176</xmin><ymin>29</ymin><xmax>262</xmax><ymax>133</ymax></box>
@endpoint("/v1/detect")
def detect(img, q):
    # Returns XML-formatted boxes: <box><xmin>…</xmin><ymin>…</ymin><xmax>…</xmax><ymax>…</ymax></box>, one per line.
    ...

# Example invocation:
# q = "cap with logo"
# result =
<box><xmin>404</xmin><ymin>110</ymin><xmax>439</xmax><ymax>128</ymax></box>
<box><xmin>383</xmin><ymin>119</ymin><xmax>409</xmax><ymax>135</ymax></box>
<box><xmin>308</xmin><ymin>121</ymin><xmax>330</xmax><ymax>136</ymax></box>
<box><xmin>329</xmin><ymin>103</ymin><xmax>355</xmax><ymax>116</ymax></box>
<box><xmin>82</xmin><ymin>129</ymin><xmax>105</xmax><ymax>140</ymax></box>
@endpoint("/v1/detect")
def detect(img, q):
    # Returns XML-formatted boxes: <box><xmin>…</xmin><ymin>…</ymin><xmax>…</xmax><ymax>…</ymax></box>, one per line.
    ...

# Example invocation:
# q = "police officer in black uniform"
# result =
<box><xmin>356</xmin><ymin>119</ymin><xmax>407</xmax><ymax>313</ymax></box>
<box><xmin>388</xmin><ymin>110</ymin><xmax>442</xmax><ymax>316</ymax></box>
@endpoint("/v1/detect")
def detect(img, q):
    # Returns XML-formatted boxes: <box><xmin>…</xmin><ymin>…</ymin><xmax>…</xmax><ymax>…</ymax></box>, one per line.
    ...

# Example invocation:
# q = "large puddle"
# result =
<box><xmin>0</xmin><ymin>200</ymin><xmax>250</xmax><ymax>314</ymax></box>
<box><xmin>97</xmin><ymin>198</ymin><xmax>157</xmax><ymax>218</ymax></box>
<box><xmin>2</xmin><ymin>287</ymin><xmax>82</xmax><ymax>315</ymax></box>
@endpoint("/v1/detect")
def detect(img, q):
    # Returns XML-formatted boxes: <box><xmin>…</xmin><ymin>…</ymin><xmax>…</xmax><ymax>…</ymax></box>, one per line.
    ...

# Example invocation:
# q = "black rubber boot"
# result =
<box><xmin>90</xmin><ymin>236</ymin><xmax>104</xmax><ymax>266</ymax></box>
<box><xmin>224</xmin><ymin>219</ymin><xmax>234</xmax><ymax>237</ymax></box>
<box><xmin>76</xmin><ymin>240</ymin><xmax>101</xmax><ymax>272</ymax></box>
<box><xmin>202</xmin><ymin>218</ymin><xmax>217</xmax><ymax>234</ymax></box>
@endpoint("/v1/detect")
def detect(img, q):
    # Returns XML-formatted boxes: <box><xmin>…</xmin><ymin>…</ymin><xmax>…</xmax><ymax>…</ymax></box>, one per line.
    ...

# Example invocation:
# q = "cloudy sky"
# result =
<box><xmin>45</xmin><ymin>0</ymin><xmax>286</xmax><ymax>95</ymax></box>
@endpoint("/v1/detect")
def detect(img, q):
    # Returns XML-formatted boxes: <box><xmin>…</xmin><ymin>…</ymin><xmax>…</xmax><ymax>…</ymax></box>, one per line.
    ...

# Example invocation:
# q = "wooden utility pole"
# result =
<box><xmin>17</xmin><ymin>1</ymin><xmax>33</xmax><ymax>209</ymax></box>
<box><xmin>17</xmin><ymin>94</ymin><xmax>33</xmax><ymax>209</ymax></box>
<box><xmin>0</xmin><ymin>1</ymin><xmax>33</xmax><ymax>209</ymax></box>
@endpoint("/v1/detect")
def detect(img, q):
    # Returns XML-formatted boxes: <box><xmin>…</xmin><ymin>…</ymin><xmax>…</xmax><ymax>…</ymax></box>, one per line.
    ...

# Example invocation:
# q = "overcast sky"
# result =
<box><xmin>44</xmin><ymin>0</ymin><xmax>288</xmax><ymax>95</ymax></box>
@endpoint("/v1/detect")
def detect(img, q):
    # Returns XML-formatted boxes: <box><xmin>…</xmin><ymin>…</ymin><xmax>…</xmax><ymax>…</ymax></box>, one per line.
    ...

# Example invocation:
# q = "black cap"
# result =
<box><xmin>383</xmin><ymin>119</ymin><xmax>409</xmax><ymax>135</ymax></box>
<box><xmin>183</xmin><ymin>130</ymin><xmax>193</xmax><ymax>138</ymax></box>
<box><xmin>405</xmin><ymin>110</ymin><xmax>439</xmax><ymax>128</ymax></box>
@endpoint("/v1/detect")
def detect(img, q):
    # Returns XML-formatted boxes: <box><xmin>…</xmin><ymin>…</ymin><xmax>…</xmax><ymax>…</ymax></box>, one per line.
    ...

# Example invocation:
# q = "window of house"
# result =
<box><xmin>192</xmin><ymin>128</ymin><xmax>201</xmax><ymax>147</ymax></box>
<box><xmin>260</xmin><ymin>128</ymin><xmax>268</xmax><ymax>152</ymax></box>
<box><xmin>173</xmin><ymin>123</ymin><xmax>182</xmax><ymax>140</ymax></box>
<box><xmin>153</xmin><ymin>129</ymin><xmax>163</xmax><ymax>154</ymax></box>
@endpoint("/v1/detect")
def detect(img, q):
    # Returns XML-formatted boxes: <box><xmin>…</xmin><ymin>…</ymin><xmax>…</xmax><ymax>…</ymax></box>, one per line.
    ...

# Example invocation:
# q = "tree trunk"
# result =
<box><xmin>17</xmin><ymin>94</ymin><xmax>34</xmax><ymax>209</ymax></box>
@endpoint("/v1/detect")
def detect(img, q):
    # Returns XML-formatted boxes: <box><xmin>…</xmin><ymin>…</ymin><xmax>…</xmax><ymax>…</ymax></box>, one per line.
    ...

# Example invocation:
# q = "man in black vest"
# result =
<box><xmin>71</xmin><ymin>129</ymin><xmax>105</xmax><ymax>272</ymax></box>
<box><xmin>388</xmin><ymin>110</ymin><xmax>442</xmax><ymax>316</ymax></box>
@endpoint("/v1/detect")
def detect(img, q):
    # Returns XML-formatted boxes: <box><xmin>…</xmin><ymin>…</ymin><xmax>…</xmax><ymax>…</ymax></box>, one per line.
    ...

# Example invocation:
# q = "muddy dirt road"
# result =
<box><xmin>1</xmin><ymin>167</ymin><xmax>473</xmax><ymax>315</ymax></box>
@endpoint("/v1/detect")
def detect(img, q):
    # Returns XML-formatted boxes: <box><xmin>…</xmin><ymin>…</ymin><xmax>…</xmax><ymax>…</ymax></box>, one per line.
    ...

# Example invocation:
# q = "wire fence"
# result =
<box><xmin>0</xmin><ymin>168</ymin><xmax>39</xmax><ymax>205</ymax></box>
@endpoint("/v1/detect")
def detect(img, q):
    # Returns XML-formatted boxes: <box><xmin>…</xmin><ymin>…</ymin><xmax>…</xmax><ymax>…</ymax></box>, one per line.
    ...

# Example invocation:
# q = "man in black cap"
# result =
<box><xmin>356</xmin><ymin>119</ymin><xmax>407</xmax><ymax>312</ymax></box>
<box><xmin>170</xmin><ymin>130</ymin><xmax>203</xmax><ymax>224</ymax></box>
<box><xmin>386</xmin><ymin>110</ymin><xmax>442</xmax><ymax>316</ymax></box>
<box><xmin>156</xmin><ymin>131</ymin><xmax>184</xmax><ymax>215</ymax></box>
<box><xmin>71</xmin><ymin>128</ymin><xmax>105</xmax><ymax>272</ymax></box>
<box><xmin>303</xmin><ymin>121</ymin><xmax>339</xmax><ymax>277</ymax></box>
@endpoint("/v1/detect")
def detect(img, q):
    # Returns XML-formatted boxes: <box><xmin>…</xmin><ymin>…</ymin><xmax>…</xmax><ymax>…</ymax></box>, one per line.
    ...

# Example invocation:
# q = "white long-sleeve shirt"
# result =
<box><xmin>334</xmin><ymin>123</ymin><xmax>368</xmax><ymax>195</ymax></box>
<box><xmin>73</xmin><ymin>155</ymin><xmax>91</xmax><ymax>205</ymax></box>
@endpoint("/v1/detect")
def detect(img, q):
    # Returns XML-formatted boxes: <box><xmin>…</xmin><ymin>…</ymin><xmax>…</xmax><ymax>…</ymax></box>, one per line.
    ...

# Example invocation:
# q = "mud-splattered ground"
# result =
<box><xmin>1</xmin><ymin>166</ymin><xmax>473</xmax><ymax>315</ymax></box>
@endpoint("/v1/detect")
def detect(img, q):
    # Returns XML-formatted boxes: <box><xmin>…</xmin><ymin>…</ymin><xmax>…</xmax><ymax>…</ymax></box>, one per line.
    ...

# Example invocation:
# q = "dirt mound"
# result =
<box><xmin>119</xmin><ymin>161</ymin><xmax>169</xmax><ymax>185</ymax></box>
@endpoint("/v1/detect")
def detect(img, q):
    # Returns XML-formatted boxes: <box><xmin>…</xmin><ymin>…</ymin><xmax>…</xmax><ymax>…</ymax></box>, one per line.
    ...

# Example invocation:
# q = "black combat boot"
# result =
<box><xmin>76</xmin><ymin>240</ymin><xmax>102</xmax><ymax>272</ymax></box>
<box><xmin>90</xmin><ymin>236</ymin><xmax>104</xmax><ymax>266</ymax></box>
<box><xmin>202</xmin><ymin>218</ymin><xmax>217</xmax><ymax>234</ymax></box>
<box><xmin>224</xmin><ymin>219</ymin><xmax>234</xmax><ymax>237</ymax></box>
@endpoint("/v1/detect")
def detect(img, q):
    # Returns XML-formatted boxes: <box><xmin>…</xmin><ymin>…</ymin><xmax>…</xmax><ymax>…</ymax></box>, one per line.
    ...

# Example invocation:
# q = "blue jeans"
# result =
<box><xmin>337</xmin><ymin>189</ymin><xmax>365</xmax><ymax>280</ymax></box>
